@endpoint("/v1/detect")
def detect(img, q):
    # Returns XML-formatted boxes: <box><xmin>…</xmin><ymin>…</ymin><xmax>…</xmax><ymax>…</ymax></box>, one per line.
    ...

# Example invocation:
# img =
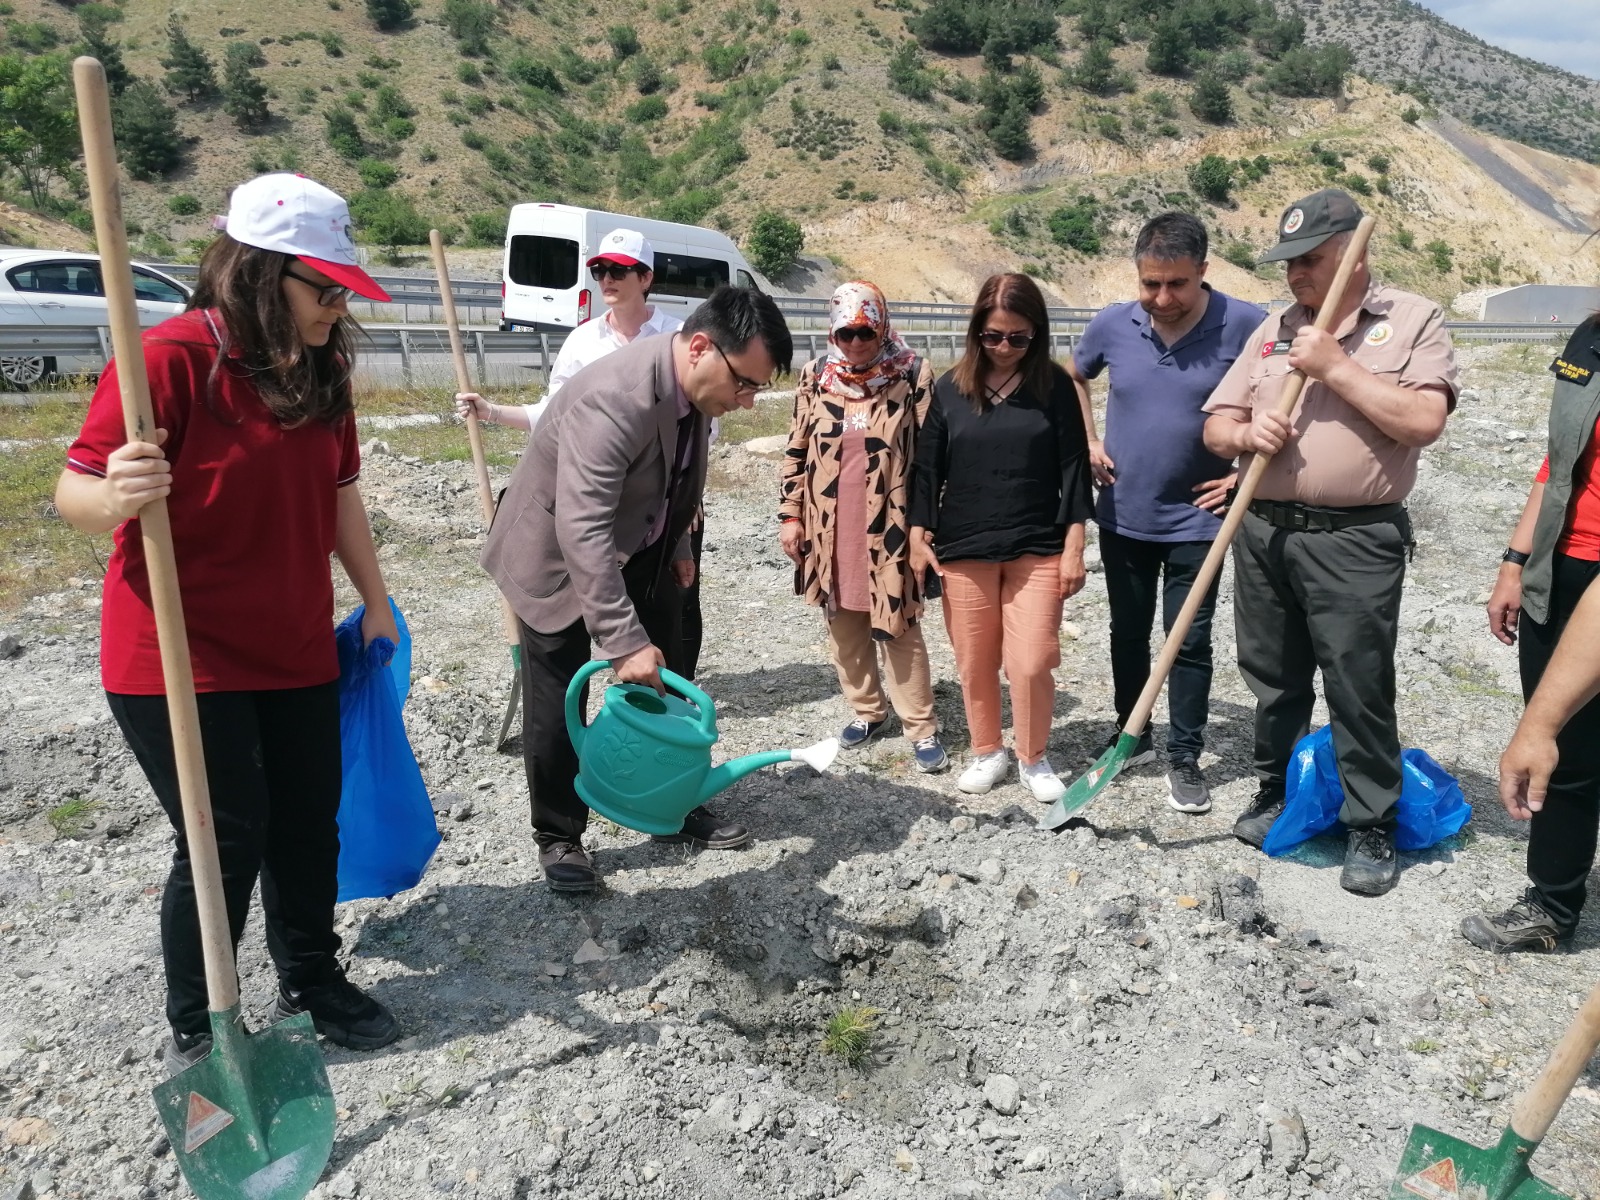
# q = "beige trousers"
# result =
<box><xmin>825</xmin><ymin>610</ymin><xmax>938</xmax><ymax>741</ymax></box>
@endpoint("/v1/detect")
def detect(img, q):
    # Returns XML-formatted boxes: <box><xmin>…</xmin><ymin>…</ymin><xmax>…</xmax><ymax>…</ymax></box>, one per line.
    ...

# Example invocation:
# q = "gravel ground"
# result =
<box><xmin>2</xmin><ymin>343</ymin><xmax>1599</xmax><ymax>1200</ymax></box>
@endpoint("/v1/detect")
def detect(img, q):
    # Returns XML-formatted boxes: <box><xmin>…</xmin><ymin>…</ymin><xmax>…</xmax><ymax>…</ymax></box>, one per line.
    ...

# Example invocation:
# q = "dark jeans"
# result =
<box><xmin>107</xmin><ymin>683</ymin><xmax>343</xmax><ymax>1040</ymax></box>
<box><xmin>1100</xmin><ymin>528</ymin><xmax>1219</xmax><ymax>761</ymax></box>
<box><xmin>1233</xmin><ymin>510</ymin><xmax>1409</xmax><ymax>827</ymax></box>
<box><xmin>1518</xmin><ymin>554</ymin><xmax>1600</xmax><ymax>932</ymax></box>
<box><xmin>682</xmin><ymin>521</ymin><xmax>705</xmax><ymax>680</ymax></box>
<box><xmin>520</xmin><ymin>549</ymin><xmax>685</xmax><ymax>848</ymax></box>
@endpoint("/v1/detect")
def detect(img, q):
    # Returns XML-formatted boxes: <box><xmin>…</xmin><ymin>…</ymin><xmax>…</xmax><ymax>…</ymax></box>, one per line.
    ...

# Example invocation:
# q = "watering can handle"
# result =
<box><xmin>565</xmin><ymin>658</ymin><xmax>612</xmax><ymax>754</ymax></box>
<box><xmin>660</xmin><ymin>668</ymin><xmax>718</xmax><ymax>741</ymax></box>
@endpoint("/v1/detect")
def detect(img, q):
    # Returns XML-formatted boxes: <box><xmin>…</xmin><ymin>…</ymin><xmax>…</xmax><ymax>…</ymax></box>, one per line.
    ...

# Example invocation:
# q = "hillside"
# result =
<box><xmin>1286</xmin><ymin>0</ymin><xmax>1600</xmax><ymax>164</ymax></box>
<box><xmin>1</xmin><ymin>0</ymin><xmax>1597</xmax><ymax>309</ymax></box>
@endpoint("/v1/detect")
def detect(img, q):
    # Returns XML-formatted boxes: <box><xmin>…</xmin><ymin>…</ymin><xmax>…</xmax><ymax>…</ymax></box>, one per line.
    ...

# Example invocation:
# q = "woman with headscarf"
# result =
<box><xmin>778</xmin><ymin>281</ymin><xmax>946</xmax><ymax>772</ymax></box>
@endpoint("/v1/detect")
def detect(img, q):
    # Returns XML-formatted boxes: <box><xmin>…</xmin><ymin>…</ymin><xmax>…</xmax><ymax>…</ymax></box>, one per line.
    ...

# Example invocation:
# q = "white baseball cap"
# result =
<box><xmin>586</xmin><ymin>227</ymin><xmax>654</xmax><ymax>271</ymax></box>
<box><xmin>220</xmin><ymin>173</ymin><xmax>391</xmax><ymax>301</ymax></box>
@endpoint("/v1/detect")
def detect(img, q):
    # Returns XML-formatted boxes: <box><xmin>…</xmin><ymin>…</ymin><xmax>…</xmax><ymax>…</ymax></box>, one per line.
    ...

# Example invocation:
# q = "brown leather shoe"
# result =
<box><xmin>539</xmin><ymin>841</ymin><xmax>598</xmax><ymax>892</ymax></box>
<box><xmin>650</xmin><ymin>805</ymin><xmax>750</xmax><ymax>850</ymax></box>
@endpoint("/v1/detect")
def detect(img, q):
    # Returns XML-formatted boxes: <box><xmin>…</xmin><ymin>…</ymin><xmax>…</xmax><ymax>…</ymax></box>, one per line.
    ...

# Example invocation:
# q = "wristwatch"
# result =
<box><xmin>1502</xmin><ymin>548</ymin><xmax>1530</xmax><ymax>566</ymax></box>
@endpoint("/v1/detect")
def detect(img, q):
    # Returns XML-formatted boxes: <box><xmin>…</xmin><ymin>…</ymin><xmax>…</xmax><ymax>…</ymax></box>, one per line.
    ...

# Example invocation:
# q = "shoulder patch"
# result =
<box><xmin>1552</xmin><ymin>357</ymin><xmax>1595</xmax><ymax>386</ymax></box>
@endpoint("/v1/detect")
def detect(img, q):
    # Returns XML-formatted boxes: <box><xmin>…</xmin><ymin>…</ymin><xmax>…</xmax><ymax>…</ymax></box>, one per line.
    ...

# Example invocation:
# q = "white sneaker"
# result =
<box><xmin>958</xmin><ymin>749</ymin><xmax>1010</xmax><ymax>794</ymax></box>
<box><xmin>1019</xmin><ymin>756</ymin><xmax>1067</xmax><ymax>803</ymax></box>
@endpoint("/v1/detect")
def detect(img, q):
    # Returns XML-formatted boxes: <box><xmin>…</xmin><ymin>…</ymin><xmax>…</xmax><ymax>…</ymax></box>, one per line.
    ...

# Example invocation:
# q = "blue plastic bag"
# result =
<box><xmin>1261</xmin><ymin>725</ymin><xmax>1472</xmax><ymax>857</ymax></box>
<box><xmin>333</xmin><ymin>599</ymin><xmax>440</xmax><ymax>902</ymax></box>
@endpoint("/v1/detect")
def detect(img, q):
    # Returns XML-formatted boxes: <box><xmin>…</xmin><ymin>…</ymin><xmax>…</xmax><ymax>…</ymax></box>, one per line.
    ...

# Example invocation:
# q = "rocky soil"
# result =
<box><xmin>3</xmin><ymin>343</ymin><xmax>1599</xmax><ymax>1200</ymax></box>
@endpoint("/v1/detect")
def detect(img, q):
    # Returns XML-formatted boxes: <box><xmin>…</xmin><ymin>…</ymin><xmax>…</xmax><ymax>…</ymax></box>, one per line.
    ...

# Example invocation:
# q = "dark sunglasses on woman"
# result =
<box><xmin>282</xmin><ymin>266</ymin><xmax>352</xmax><ymax>308</ymax></box>
<box><xmin>590</xmin><ymin>262</ymin><xmax>644</xmax><ymax>282</ymax></box>
<box><xmin>834</xmin><ymin>326</ymin><xmax>878</xmax><ymax>344</ymax></box>
<box><xmin>979</xmin><ymin>330</ymin><xmax>1034</xmax><ymax>349</ymax></box>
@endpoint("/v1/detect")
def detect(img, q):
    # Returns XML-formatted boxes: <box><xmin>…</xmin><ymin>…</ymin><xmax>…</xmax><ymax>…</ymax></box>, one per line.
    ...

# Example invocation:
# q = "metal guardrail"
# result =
<box><xmin>3</xmin><ymin>322</ymin><xmax>1574</xmax><ymax>390</ymax></box>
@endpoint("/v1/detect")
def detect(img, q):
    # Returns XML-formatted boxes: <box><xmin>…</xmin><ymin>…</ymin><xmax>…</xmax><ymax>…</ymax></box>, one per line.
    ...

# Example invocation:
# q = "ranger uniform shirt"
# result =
<box><xmin>1202</xmin><ymin>283</ymin><xmax>1457</xmax><ymax>507</ymax></box>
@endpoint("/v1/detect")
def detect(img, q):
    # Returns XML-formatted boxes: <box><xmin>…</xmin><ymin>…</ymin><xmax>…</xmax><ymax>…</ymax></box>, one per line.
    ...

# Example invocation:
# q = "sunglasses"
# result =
<box><xmin>282</xmin><ymin>266</ymin><xmax>352</xmax><ymax>308</ymax></box>
<box><xmin>712</xmin><ymin>341</ymin><xmax>769</xmax><ymax>395</ymax></box>
<box><xmin>833</xmin><ymin>326</ymin><xmax>879</xmax><ymax>344</ymax></box>
<box><xmin>979</xmin><ymin>330</ymin><xmax>1034</xmax><ymax>349</ymax></box>
<box><xmin>590</xmin><ymin>262</ymin><xmax>645</xmax><ymax>282</ymax></box>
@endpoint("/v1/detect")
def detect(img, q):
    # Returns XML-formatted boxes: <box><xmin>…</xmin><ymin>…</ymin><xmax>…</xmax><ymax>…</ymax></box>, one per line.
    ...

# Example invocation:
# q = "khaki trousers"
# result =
<box><xmin>825</xmin><ymin>610</ymin><xmax>938</xmax><ymax>741</ymax></box>
<box><xmin>940</xmin><ymin>554</ymin><xmax>1063</xmax><ymax>763</ymax></box>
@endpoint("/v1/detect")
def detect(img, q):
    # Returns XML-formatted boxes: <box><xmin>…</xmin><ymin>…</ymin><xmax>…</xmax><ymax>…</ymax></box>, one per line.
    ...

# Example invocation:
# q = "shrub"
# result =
<box><xmin>349</xmin><ymin>187</ymin><xmax>429</xmax><ymax>258</ymax></box>
<box><xmin>442</xmin><ymin>0</ymin><xmax>498</xmax><ymax>56</ymax></box>
<box><xmin>703</xmin><ymin>42</ymin><xmax>748</xmax><ymax>81</ymax></box>
<box><xmin>1221</xmin><ymin>241</ymin><xmax>1256</xmax><ymax>271</ymax></box>
<box><xmin>877</xmin><ymin>109</ymin><xmax>902</xmax><ymax>135</ymax></box>
<box><xmin>625</xmin><ymin>96</ymin><xmax>669</xmax><ymax>123</ymax></box>
<box><xmin>1048</xmin><ymin>198</ymin><xmax>1099</xmax><ymax>254</ymax></box>
<box><xmin>506</xmin><ymin>55</ymin><xmax>562</xmax><ymax>92</ymax></box>
<box><xmin>787</xmin><ymin>28</ymin><xmax>810</xmax><ymax>47</ymax></box>
<box><xmin>633</xmin><ymin>53</ymin><xmax>662</xmax><ymax>94</ymax></box>
<box><xmin>1341</xmin><ymin>172</ymin><xmax>1371</xmax><ymax>195</ymax></box>
<box><xmin>168</xmin><ymin>193</ymin><xmax>201</xmax><ymax>215</ymax></box>
<box><xmin>1366</xmin><ymin>153</ymin><xmax>1390</xmax><ymax>174</ymax></box>
<box><xmin>358</xmin><ymin>158</ymin><xmax>399</xmax><ymax>188</ymax></box>
<box><xmin>1401</xmin><ymin>105</ymin><xmax>1420</xmax><ymax>125</ymax></box>
<box><xmin>461</xmin><ymin>129</ymin><xmax>486</xmax><ymax>150</ymax></box>
<box><xmin>465</xmin><ymin>211</ymin><xmax>507</xmax><ymax>246</ymax></box>
<box><xmin>320</xmin><ymin>32</ymin><xmax>344</xmax><ymax>57</ymax></box>
<box><xmin>1187</xmin><ymin>154</ymin><xmax>1234</xmax><ymax>202</ymax></box>
<box><xmin>887</xmin><ymin>40</ymin><xmax>934</xmax><ymax>102</ymax></box>
<box><xmin>324</xmin><ymin>107</ymin><xmax>365</xmax><ymax>159</ymax></box>
<box><xmin>1424</xmin><ymin>238</ymin><xmax>1452</xmax><ymax>272</ymax></box>
<box><xmin>1188</xmin><ymin>71</ymin><xmax>1233</xmax><ymax>123</ymax></box>
<box><xmin>1095</xmin><ymin>112</ymin><xmax>1123</xmax><ymax>142</ymax></box>
<box><xmin>1395</xmin><ymin>228</ymin><xmax>1415</xmax><ymax>250</ymax></box>
<box><xmin>607</xmin><ymin>24</ymin><xmax>640</xmax><ymax>59</ymax></box>
<box><xmin>1265</xmin><ymin>43</ymin><xmax>1350</xmax><ymax>99</ymax></box>
<box><xmin>418</xmin><ymin>144</ymin><xmax>437</xmax><ymax>162</ymax></box>
<box><xmin>745</xmin><ymin>209</ymin><xmax>804</xmax><ymax>277</ymax></box>
<box><xmin>457</xmin><ymin>61</ymin><xmax>482</xmax><ymax>86</ymax></box>
<box><xmin>463</xmin><ymin>93</ymin><xmax>491</xmax><ymax>116</ymax></box>
<box><xmin>365</xmin><ymin>0</ymin><xmax>413</xmax><ymax>30</ymax></box>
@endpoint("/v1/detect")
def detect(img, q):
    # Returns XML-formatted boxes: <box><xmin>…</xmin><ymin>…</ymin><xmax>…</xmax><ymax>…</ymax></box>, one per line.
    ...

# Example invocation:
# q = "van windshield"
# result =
<box><xmin>508</xmin><ymin>235</ymin><xmax>579</xmax><ymax>290</ymax></box>
<box><xmin>654</xmin><ymin>253</ymin><xmax>729</xmax><ymax>299</ymax></box>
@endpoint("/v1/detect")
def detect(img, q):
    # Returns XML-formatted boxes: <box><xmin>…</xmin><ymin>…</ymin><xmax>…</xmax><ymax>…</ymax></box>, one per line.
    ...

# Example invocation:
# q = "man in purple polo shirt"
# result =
<box><xmin>1070</xmin><ymin>212</ymin><xmax>1265</xmax><ymax>814</ymax></box>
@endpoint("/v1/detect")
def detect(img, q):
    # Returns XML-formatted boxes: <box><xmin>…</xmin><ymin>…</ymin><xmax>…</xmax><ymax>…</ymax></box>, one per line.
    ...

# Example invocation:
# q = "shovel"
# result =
<box><xmin>428</xmin><ymin>229</ymin><xmax>524</xmax><ymax>750</ymax></box>
<box><xmin>1390</xmin><ymin>979</ymin><xmax>1600</xmax><ymax>1199</ymax></box>
<box><xmin>1040</xmin><ymin>213</ymin><xmax>1378</xmax><ymax>831</ymax></box>
<box><xmin>73</xmin><ymin>57</ymin><xmax>334</xmax><ymax>1199</ymax></box>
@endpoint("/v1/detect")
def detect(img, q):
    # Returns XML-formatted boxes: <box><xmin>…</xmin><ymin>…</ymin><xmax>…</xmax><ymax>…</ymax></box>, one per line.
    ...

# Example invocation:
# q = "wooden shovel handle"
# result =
<box><xmin>1511</xmin><ymin>979</ymin><xmax>1600</xmax><ymax>1142</ymax></box>
<box><xmin>1121</xmin><ymin>215</ymin><xmax>1377</xmax><ymax>739</ymax></box>
<box><xmin>74</xmin><ymin>58</ymin><xmax>238</xmax><ymax>1012</ymax></box>
<box><xmin>428</xmin><ymin>230</ymin><xmax>522</xmax><ymax>652</ymax></box>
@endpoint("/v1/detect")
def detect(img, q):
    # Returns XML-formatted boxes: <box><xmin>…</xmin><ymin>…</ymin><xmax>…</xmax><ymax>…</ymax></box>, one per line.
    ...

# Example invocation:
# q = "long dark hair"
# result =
<box><xmin>951</xmin><ymin>272</ymin><xmax>1060</xmax><ymax>413</ymax></box>
<box><xmin>186</xmin><ymin>234</ymin><xmax>357</xmax><ymax>426</ymax></box>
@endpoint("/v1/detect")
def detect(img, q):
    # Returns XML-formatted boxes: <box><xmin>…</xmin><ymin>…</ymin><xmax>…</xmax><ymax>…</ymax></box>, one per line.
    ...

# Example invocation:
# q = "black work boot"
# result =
<box><xmin>1461</xmin><ymin>895</ymin><xmax>1572</xmax><ymax>953</ymax></box>
<box><xmin>539</xmin><ymin>840</ymin><xmax>599</xmax><ymax>893</ymax></box>
<box><xmin>1232</xmin><ymin>785</ymin><xmax>1285</xmax><ymax>849</ymax></box>
<box><xmin>651</xmin><ymin>805</ymin><xmax>750</xmax><ymax>849</ymax></box>
<box><xmin>274</xmin><ymin>968</ymin><xmax>399</xmax><ymax>1050</ymax></box>
<box><xmin>163</xmin><ymin>1030</ymin><xmax>212</xmax><ymax>1076</ymax></box>
<box><xmin>1340</xmin><ymin>825</ymin><xmax>1399</xmax><ymax>896</ymax></box>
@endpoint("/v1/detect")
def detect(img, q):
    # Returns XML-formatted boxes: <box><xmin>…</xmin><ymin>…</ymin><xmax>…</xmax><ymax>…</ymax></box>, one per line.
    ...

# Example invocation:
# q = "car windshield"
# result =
<box><xmin>132</xmin><ymin>270</ymin><xmax>187</xmax><ymax>304</ymax></box>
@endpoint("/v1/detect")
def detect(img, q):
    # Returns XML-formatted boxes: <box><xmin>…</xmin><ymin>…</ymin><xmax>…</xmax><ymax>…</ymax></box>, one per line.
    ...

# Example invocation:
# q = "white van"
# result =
<box><xmin>500</xmin><ymin>204</ymin><xmax>769</xmax><ymax>332</ymax></box>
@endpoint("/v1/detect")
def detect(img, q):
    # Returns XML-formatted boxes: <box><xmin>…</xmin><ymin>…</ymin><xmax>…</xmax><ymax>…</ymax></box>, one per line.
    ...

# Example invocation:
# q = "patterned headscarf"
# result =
<box><xmin>817</xmin><ymin>280</ymin><xmax>920</xmax><ymax>401</ymax></box>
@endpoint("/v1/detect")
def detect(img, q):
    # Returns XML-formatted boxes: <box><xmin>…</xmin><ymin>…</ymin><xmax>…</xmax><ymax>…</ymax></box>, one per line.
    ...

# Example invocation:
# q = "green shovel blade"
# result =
<box><xmin>1390</xmin><ymin>1124</ymin><xmax>1566</xmax><ymax>1200</ymax></box>
<box><xmin>152</xmin><ymin>1007</ymin><xmax>335</xmax><ymax>1200</ymax></box>
<box><xmin>1036</xmin><ymin>732</ymin><xmax>1137</xmax><ymax>831</ymax></box>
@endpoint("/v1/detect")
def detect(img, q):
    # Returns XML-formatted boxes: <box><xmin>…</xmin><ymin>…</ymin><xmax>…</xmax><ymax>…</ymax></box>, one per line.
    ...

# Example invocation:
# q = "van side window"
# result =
<box><xmin>654</xmin><ymin>253</ymin><xmax>729</xmax><ymax>299</ymax></box>
<box><xmin>736</xmin><ymin>269</ymin><xmax>759</xmax><ymax>291</ymax></box>
<box><xmin>508</xmin><ymin>236</ymin><xmax>579</xmax><ymax>290</ymax></box>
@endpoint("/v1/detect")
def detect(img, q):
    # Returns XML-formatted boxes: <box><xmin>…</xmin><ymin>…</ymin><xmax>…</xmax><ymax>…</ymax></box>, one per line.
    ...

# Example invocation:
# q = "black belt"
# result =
<box><xmin>1247</xmin><ymin>499</ymin><xmax>1405</xmax><ymax>533</ymax></box>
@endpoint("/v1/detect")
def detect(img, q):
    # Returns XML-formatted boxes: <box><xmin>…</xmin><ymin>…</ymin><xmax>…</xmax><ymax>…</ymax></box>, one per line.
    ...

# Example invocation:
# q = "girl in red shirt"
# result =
<box><xmin>55</xmin><ymin>174</ymin><xmax>401</xmax><ymax>1070</ymax></box>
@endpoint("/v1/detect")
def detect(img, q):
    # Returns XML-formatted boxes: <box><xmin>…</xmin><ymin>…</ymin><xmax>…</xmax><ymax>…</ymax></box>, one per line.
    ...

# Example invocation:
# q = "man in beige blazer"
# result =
<box><xmin>483</xmin><ymin>286</ymin><xmax>792</xmax><ymax>892</ymax></box>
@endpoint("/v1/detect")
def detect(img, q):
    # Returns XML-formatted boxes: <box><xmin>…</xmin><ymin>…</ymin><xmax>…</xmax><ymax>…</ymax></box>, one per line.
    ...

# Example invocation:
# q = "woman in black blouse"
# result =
<box><xmin>910</xmin><ymin>273</ymin><xmax>1093</xmax><ymax>801</ymax></box>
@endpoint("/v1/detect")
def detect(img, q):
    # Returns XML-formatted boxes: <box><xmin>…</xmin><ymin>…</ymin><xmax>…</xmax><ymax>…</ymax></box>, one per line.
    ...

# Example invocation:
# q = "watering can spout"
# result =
<box><xmin>698</xmin><ymin>738</ymin><xmax>840</xmax><ymax>806</ymax></box>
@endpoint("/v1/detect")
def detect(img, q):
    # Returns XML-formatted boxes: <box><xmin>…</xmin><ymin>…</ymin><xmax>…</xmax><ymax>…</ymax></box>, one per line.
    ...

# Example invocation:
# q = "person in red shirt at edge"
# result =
<box><xmin>1471</xmin><ymin>312</ymin><xmax>1600</xmax><ymax>952</ymax></box>
<box><xmin>54</xmin><ymin>174</ymin><xmax>402</xmax><ymax>1073</ymax></box>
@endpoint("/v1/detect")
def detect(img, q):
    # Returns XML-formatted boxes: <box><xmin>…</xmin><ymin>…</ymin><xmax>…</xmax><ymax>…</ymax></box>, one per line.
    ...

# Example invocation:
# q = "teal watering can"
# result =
<box><xmin>566</xmin><ymin>660</ymin><xmax>839</xmax><ymax>836</ymax></box>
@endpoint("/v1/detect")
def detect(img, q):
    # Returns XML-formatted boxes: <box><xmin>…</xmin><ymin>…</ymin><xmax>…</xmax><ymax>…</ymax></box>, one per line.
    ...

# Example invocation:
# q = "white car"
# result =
<box><xmin>0</xmin><ymin>248</ymin><xmax>191</xmax><ymax>389</ymax></box>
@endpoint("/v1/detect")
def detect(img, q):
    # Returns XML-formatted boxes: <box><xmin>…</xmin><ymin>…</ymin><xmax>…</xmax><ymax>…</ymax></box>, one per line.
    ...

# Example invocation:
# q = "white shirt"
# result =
<box><xmin>523</xmin><ymin>305</ymin><xmax>684</xmax><ymax>430</ymax></box>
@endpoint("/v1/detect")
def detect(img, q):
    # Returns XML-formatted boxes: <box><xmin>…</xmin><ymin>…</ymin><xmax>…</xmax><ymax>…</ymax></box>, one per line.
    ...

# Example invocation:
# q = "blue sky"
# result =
<box><xmin>1411</xmin><ymin>0</ymin><xmax>1600</xmax><ymax>81</ymax></box>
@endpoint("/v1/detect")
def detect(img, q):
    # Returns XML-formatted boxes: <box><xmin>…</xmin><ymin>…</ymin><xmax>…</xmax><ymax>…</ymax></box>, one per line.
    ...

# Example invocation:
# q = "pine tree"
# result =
<box><xmin>76</xmin><ymin>10</ymin><xmax>133</xmax><ymax>97</ymax></box>
<box><xmin>1145</xmin><ymin>15</ymin><xmax>1192</xmax><ymax>76</ymax></box>
<box><xmin>161</xmin><ymin>14</ymin><xmax>217</xmax><ymax>102</ymax></box>
<box><xmin>987</xmin><ymin>99</ymin><xmax>1034</xmax><ymax>161</ymax></box>
<box><xmin>1189</xmin><ymin>70</ymin><xmax>1234</xmax><ymax>124</ymax></box>
<box><xmin>365</xmin><ymin>0</ymin><xmax>414</xmax><ymax>32</ymax></box>
<box><xmin>115</xmin><ymin>80</ymin><xmax>183</xmax><ymax>179</ymax></box>
<box><xmin>223</xmin><ymin>42</ymin><xmax>270</xmax><ymax>129</ymax></box>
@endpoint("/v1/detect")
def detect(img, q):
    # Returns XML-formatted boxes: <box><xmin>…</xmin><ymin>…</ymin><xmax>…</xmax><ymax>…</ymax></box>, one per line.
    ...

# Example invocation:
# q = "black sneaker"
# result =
<box><xmin>274</xmin><ymin>970</ymin><xmax>399</xmax><ymax>1051</ymax></box>
<box><xmin>1089</xmin><ymin>728</ymin><xmax>1155</xmax><ymax>768</ymax></box>
<box><xmin>1166</xmin><ymin>757</ymin><xmax>1211</xmax><ymax>814</ymax></box>
<box><xmin>1461</xmin><ymin>895</ymin><xmax>1572</xmax><ymax>953</ymax></box>
<box><xmin>651</xmin><ymin>805</ymin><xmax>751</xmax><ymax>849</ymax></box>
<box><xmin>1232</xmin><ymin>786</ymin><xmax>1285</xmax><ymax>848</ymax></box>
<box><xmin>163</xmin><ymin>1031</ymin><xmax>212</xmax><ymax>1076</ymax></box>
<box><xmin>1341</xmin><ymin>826</ymin><xmax>1399</xmax><ymax>897</ymax></box>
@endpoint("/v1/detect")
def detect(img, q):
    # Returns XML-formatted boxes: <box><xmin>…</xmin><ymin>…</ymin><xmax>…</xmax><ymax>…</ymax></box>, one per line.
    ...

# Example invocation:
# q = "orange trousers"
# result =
<box><xmin>940</xmin><ymin>554</ymin><xmax>1063</xmax><ymax>763</ymax></box>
